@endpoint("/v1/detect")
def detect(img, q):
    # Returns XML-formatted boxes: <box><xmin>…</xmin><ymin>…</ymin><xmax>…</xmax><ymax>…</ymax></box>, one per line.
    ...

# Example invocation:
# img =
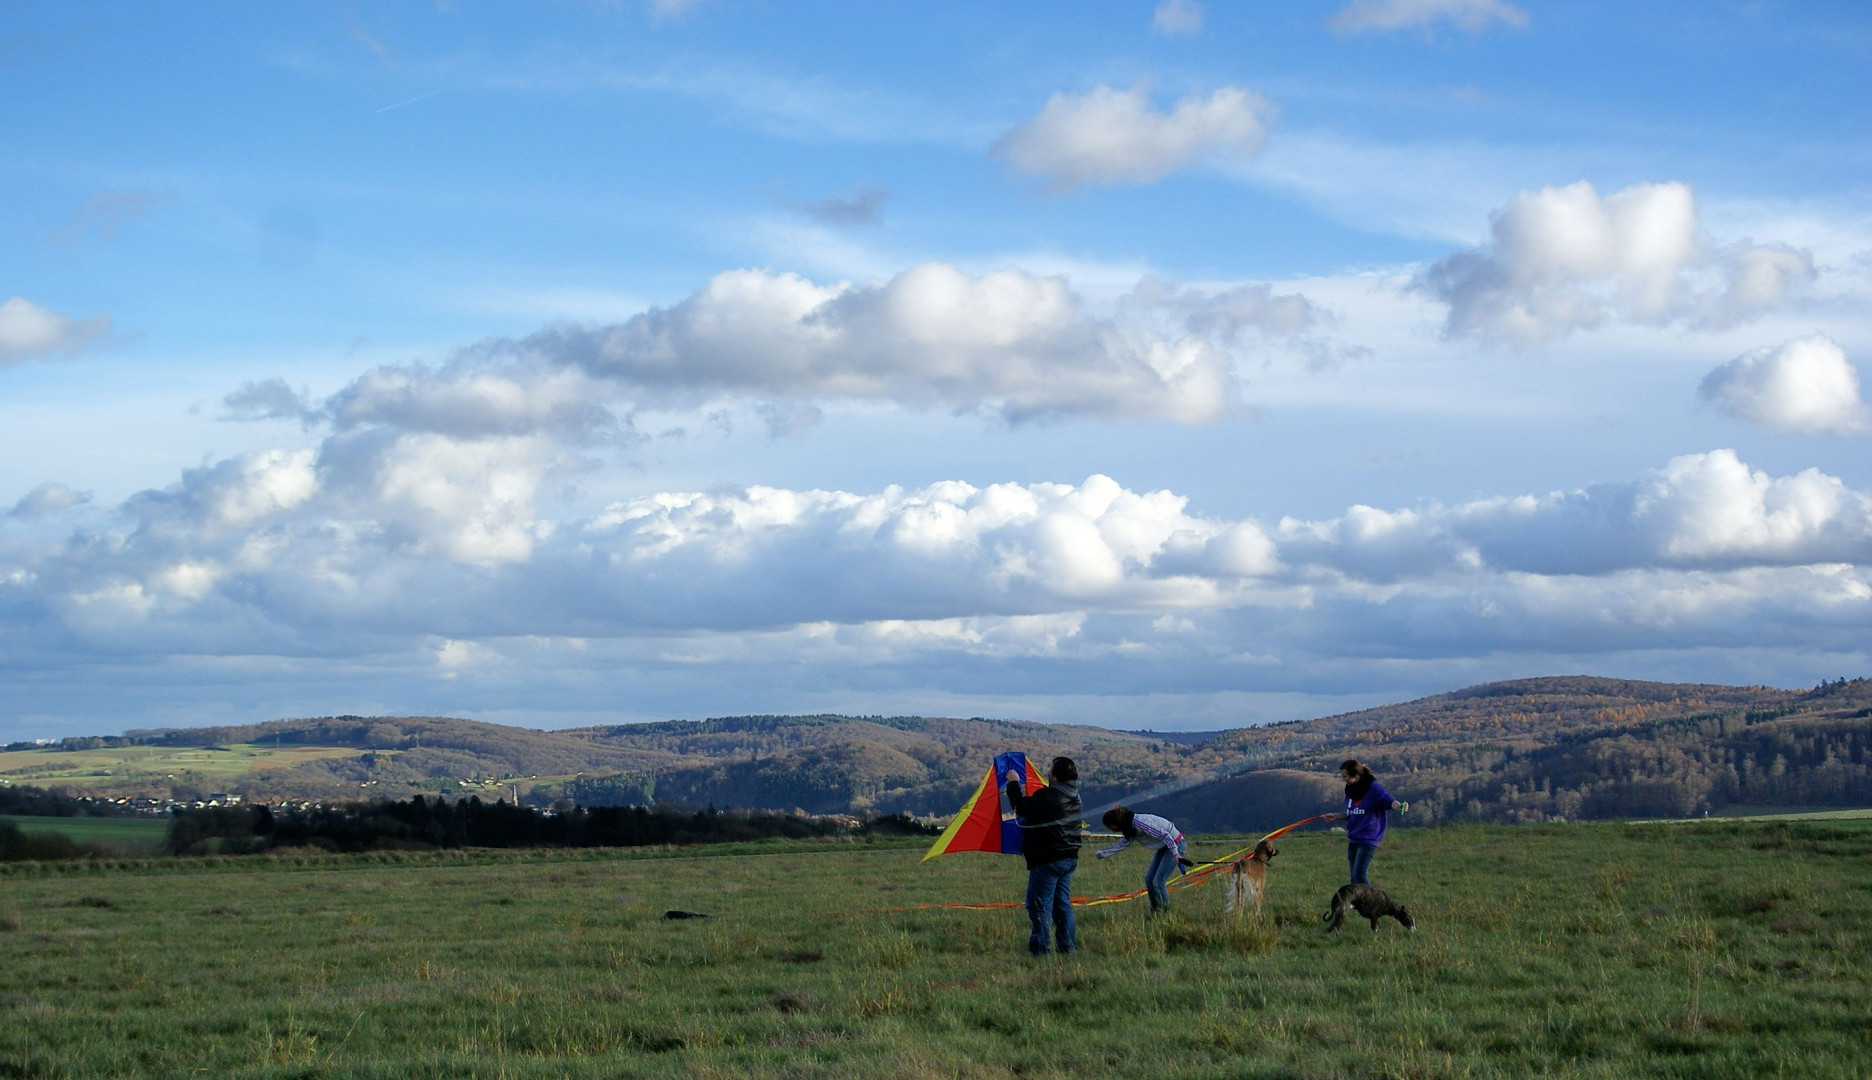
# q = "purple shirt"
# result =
<box><xmin>1344</xmin><ymin>781</ymin><xmax>1396</xmax><ymax>845</ymax></box>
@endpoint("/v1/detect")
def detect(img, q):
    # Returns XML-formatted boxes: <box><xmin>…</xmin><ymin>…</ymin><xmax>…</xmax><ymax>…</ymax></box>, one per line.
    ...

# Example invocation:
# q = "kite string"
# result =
<box><xmin>816</xmin><ymin>812</ymin><xmax>1337</xmax><ymax>917</ymax></box>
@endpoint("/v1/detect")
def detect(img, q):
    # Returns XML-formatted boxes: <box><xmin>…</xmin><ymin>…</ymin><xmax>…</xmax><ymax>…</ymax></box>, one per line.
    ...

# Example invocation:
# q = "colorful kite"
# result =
<box><xmin>921</xmin><ymin>752</ymin><xmax>1044</xmax><ymax>862</ymax></box>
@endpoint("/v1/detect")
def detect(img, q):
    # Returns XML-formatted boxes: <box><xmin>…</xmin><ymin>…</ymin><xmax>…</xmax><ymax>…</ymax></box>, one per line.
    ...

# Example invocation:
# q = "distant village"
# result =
<box><xmin>45</xmin><ymin>791</ymin><xmax>315</xmax><ymax>816</ymax></box>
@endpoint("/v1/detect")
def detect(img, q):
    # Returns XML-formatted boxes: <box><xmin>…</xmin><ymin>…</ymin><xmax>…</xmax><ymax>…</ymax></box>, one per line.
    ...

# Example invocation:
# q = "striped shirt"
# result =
<box><xmin>1096</xmin><ymin>813</ymin><xmax>1183</xmax><ymax>858</ymax></box>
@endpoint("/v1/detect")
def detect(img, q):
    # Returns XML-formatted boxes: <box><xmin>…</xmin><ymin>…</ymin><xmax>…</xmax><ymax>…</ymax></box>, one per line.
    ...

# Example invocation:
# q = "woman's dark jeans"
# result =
<box><xmin>1347</xmin><ymin>842</ymin><xmax>1378</xmax><ymax>885</ymax></box>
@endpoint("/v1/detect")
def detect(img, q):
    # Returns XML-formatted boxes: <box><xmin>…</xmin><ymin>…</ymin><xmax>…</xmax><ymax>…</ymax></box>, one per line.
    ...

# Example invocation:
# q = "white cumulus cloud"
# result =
<box><xmin>1418</xmin><ymin>181</ymin><xmax>1815</xmax><ymax>344</ymax></box>
<box><xmin>994</xmin><ymin>85</ymin><xmax>1275</xmax><ymax>190</ymax></box>
<box><xmin>1700</xmin><ymin>334</ymin><xmax>1868</xmax><ymax>435</ymax></box>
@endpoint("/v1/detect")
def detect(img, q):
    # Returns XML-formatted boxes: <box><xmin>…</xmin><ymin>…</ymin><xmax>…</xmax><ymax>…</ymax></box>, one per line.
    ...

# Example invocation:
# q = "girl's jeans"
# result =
<box><xmin>1144</xmin><ymin>837</ymin><xmax>1187</xmax><ymax>913</ymax></box>
<box><xmin>1347</xmin><ymin>842</ymin><xmax>1378</xmax><ymax>885</ymax></box>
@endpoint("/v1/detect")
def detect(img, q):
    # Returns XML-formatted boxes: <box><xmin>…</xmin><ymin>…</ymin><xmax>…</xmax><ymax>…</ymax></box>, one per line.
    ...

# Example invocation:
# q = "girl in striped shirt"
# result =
<box><xmin>1097</xmin><ymin>806</ymin><xmax>1196</xmax><ymax>916</ymax></box>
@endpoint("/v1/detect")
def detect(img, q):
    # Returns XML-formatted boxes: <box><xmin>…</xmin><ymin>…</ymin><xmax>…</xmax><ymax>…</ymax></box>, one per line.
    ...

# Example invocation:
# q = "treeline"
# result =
<box><xmin>165</xmin><ymin>797</ymin><xmax>937</xmax><ymax>856</ymax></box>
<box><xmin>0</xmin><ymin>785</ymin><xmax>130</xmax><ymax>818</ymax></box>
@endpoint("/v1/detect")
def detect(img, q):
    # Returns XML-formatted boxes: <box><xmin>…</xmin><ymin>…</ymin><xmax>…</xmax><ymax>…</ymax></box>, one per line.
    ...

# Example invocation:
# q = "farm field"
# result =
<box><xmin>0</xmin><ymin>815</ymin><xmax>168</xmax><ymax>855</ymax></box>
<box><xmin>2</xmin><ymin>820</ymin><xmax>1869</xmax><ymax>1079</ymax></box>
<box><xmin>0</xmin><ymin>743</ymin><xmax>373</xmax><ymax>794</ymax></box>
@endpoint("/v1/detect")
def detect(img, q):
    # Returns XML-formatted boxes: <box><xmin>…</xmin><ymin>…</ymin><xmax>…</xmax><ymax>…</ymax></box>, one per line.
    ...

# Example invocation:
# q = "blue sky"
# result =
<box><xmin>3</xmin><ymin>0</ymin><xmax>1869</xmax><ymax>739</ymax></box>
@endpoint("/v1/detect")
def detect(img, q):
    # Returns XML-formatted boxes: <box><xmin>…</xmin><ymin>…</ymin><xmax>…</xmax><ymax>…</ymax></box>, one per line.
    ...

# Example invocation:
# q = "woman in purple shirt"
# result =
<box><xmin>1331</xmin><ymin>759</ymin><xmax>1408</xmax><ymax>886</ymax></box>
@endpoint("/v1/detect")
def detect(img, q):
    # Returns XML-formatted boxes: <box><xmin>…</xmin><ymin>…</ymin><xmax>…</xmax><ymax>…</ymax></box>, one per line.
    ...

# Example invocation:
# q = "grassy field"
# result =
<box><xmin>0</xmin><ymin>743</ymin><xmax>372</xmax><ymax>793</ymax></box>
<box><xmin>0</xmin><ymin>815</ymin><xmax>169</xmax><ymax>855</ymax></box>
<box><xmin>2</xmin><ymin>819</ymin><xmax>1868</xmax><ymax>1079</ymax></box>
<box><xmin>1705</xmin><ymin>806</ymin><xmax>1872</xmax><ymax>822</ymax></box>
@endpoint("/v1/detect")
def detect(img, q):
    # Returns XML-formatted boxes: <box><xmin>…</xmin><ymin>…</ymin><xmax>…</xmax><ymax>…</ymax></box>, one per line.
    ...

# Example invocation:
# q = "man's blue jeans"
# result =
<box><xmin>1347</xmin><ymin>842</ymin><xmax>1378</xmax><ymax>885</ymax></box>
<box><xmin>1025</xmin><ymin>857</ymin><xmax>1077</xmax><ymax>955</ymax></box>
<box><xmin>1144</xmin><ymin>838</ymin><xmax>1186</xmax><ymax>913</ymax></box>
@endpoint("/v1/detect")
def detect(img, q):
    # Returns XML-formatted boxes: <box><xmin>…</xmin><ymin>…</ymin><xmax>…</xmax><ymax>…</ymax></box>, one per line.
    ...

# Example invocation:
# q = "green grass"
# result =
<box><xmin>1705</xmin><ymin>806</ymin><xmax>1872</xmax><ymax>821</ymax></box>
<box><xmin>0</xmin><ymin>815</ymin><xmax>169</xmax><ymax>855</ymax></box>
<box><xmin>2</xmin><ymin>820</ymin><xmax>1868</xmax><ymax>1079</ymax></box>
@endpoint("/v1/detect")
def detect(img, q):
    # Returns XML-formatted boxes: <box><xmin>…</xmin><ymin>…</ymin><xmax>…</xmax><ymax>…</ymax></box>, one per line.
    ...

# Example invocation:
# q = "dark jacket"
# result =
<box><xmin>1006</xmin><ymin>778</ymin><xmax>1084</xmax><ymax>870</ymax></box>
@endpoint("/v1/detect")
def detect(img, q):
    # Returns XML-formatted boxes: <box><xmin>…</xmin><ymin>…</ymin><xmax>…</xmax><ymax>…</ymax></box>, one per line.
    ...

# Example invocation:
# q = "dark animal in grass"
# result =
<box><xmin>1322</xmin><ymin>884</ymin><xmax>1415</xmax><ymax>933</ymax></box>
<box><xmin>660</xmin><ymin>910</ymin><xmax>710</xmax><ymax>920</ymax></box>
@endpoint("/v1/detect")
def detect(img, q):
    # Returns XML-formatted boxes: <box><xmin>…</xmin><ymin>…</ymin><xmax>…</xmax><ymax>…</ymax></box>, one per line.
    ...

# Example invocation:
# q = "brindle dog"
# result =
<box><xmin>1322</xmin><ymin>884</ymin><xmax>1415</xmax><ymax>933</ymax></box>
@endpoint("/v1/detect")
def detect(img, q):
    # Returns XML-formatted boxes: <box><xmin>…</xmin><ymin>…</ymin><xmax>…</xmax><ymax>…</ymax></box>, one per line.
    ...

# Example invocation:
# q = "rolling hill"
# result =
<box><xmin>4</xmin><ymin>675</ymin><xmax>1868</xmax><ymax>829</ymax></box>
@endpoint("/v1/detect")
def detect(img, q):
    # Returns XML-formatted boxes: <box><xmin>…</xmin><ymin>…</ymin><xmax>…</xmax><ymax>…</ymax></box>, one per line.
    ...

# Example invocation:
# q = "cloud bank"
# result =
<box><xmin>232</xmin><ymin>265</ymin><xmax>1337</xmax><ymax>431</ymax></box>
<box><xmin>5</xmin><ymin>444</ymin><xmax>1865</xmax><ymax>687</ymax></box>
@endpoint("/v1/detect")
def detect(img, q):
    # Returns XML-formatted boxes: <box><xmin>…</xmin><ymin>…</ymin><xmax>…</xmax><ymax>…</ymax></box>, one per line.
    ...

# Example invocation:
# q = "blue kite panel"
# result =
<box><xmin>992</xmin><ymin>751</ymin><xmax>1032</xmax><ymax>853</ymax></box>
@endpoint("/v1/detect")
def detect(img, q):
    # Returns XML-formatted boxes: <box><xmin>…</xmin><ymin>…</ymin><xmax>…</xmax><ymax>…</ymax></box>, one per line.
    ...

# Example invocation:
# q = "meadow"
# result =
<box><xmin>0</xmin><ymin>815</ymin><xmax>167</xmax><ymax>855</ymax></box>
<box><xmin>1</xmin><ymin>818</ymin><xmax>1868</xmax><ymax>1079</ymax></box>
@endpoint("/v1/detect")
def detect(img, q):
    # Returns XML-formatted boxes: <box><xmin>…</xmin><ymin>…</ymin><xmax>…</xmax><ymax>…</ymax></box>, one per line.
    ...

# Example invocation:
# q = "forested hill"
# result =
<box><xmin>8</xmin><ymin>712</ymin><xmax>1179</xmax><ymax>813</ymax></box>
<box><xmin>1131</xmin><ymin>676</ymin><xmax>1872</xmax><ymax>830</ymax></box>
<box><xmin>5</xmin><ymin>676</ymin><xmax>1868</xmax><ymax>825</ymax></box>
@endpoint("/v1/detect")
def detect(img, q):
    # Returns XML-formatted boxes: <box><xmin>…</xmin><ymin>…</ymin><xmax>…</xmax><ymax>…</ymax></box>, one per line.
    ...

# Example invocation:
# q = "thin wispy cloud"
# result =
<box><xmin>1328</xmin><ymin>0</ymin><xmax>1530</xmax><ymax>34</ymax></box>
<box><xmin>1152</xmin><ymin>0</ymin><xmax>1205</xmax><ymax>37</ymax></box>
<box><xmin>48</xmin><ymin>189</ymin><xmax>174</xmax><ymax>247</ymax></box>
<box><xmin>375</xmin><ymin>89</ymin><xmax>443</xmax><ymax>114</ymax></box>
<box><xmin>797</xmin><ymin>184</ymin><xmax>891</xmax><ymax>226</ymax></box>
<box><xmin>490</xmin><ymin>58</ymin><xmax>993</xmax><ymax>147</ymax></box>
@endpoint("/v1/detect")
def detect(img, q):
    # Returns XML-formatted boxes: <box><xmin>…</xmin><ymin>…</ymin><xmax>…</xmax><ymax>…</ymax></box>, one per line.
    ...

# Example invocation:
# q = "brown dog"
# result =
<box><xmin>1223</xmin><ymin>838</ymin><xmax>1278</xmax><ymax>917</ymax></box>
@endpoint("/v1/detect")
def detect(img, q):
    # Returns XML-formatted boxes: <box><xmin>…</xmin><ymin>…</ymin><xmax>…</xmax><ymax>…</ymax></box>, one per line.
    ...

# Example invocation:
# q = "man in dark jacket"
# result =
<box><xmin>1005</xmin><ymin>756</ymin><xmax>1084</xmax><ymax>956</ymax></box>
